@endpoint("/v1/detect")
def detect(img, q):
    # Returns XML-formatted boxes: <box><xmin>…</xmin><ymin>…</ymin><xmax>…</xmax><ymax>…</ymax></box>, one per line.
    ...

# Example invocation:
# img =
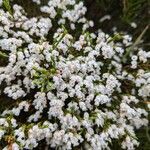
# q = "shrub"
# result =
<box><xmin>0</xmin><ymin>0</ymin><xmax>149</xmax><ymax>149</ymax></box>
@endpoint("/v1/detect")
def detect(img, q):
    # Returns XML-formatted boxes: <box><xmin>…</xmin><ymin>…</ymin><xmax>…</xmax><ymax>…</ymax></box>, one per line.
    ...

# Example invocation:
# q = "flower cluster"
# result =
<box><xmin>0</xmin><ymin>0</ymin><xmax>149</xmax><ymax>150</ymax></box>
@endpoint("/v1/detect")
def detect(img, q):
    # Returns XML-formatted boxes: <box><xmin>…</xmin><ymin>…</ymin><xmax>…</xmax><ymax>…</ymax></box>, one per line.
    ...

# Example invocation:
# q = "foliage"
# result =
<box><xmin>0</xmin><ymin>0</ymin><xmax>149</xmax><ymax>149</ymax></box>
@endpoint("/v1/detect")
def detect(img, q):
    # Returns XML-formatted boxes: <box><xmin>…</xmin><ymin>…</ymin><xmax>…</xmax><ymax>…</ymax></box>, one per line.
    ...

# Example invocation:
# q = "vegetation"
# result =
<box><xmin>0</xmin><ymin>0</ymin><xmax>149</xmax><ymax>149</ymax></box>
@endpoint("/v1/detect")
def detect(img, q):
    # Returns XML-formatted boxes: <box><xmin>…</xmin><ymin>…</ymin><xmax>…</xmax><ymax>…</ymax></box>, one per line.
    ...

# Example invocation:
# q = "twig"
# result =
<box><xmin>123</xmin><ymin>25</ymin><xmax>149</xmax><ymax>63</ymax></box>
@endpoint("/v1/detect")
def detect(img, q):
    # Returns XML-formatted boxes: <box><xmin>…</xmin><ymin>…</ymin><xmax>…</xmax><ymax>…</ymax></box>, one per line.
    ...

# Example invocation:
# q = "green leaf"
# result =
<box><xmin>122</xmin><ymin>0</ymin><xmax>147</xmax><ymax>23</ymax></box>
<box><xmin>46</xmin><ymin>82</ymin><xmax>54</xmax><ymax>91</ymax></box>
<box><xmin>0</xmin><ymin>51</ymin><xmax>8</xmax><ymax>58</ymax></box>
<box><xmin>108</xmin><ymin>33</ymin><xmax>123</xmax><ymax>43</ymax></box>
<box><xmin>3</xmin><ymin>0</ymin><xmax>12</xmax><ymax>15</ymax></box>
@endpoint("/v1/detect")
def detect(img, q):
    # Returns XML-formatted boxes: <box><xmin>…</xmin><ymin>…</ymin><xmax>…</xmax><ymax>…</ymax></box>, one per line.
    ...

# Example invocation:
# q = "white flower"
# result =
<box><xmin>0</xmin><ymin>130</ymin><xmax>5</xmax><ymax>139</ymax></box>
<box><xmin>0</xmin><ymin>0</ymin><xmax>148</xmax><ymax>149</ymax></box>
<box><xmin>130</xmin><ymin>22</ymin><xmax>137</xmax><ymax>28</ymax></box>
<box><xmin>95</xmin><ymin>94</ymin><xmax>111</xmax><ymax>105</ymax></box>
